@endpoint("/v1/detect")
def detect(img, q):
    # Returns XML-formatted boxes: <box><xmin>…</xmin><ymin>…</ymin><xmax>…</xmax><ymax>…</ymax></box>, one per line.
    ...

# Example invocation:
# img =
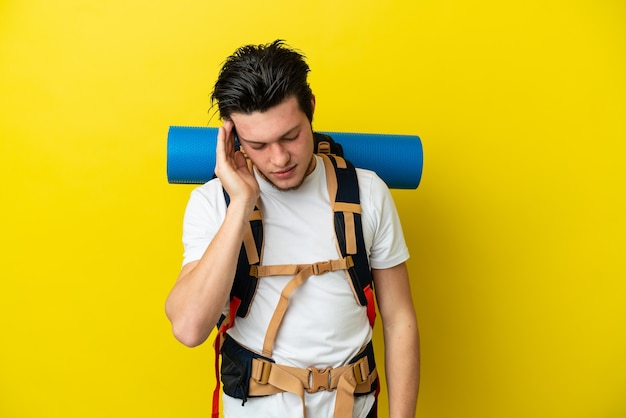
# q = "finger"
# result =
<box><xmin>215</xmin><ymin>126</ymin><xmax>229</xmax><ymax>169</ymax></box>
<box><xmin>216</xmin><ymin>122</ymin><xmax>235</xmax><ymax>162</ymax></box>
<box><xmin>222</xmin><ymin>118</ymin><xmax>234</xmax><ymax>132</ymax></box>
<box><xmin>222</xmin><ymin>118</ymin><xmax>233</xmax><ymax>143</ymax></box>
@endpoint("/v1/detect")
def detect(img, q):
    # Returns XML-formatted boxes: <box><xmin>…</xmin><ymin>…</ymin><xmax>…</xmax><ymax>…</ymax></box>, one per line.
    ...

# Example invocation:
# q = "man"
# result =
<box><xmin>165</xmin><ymin>40</ymin><xmax>419</xmax><ymax>418</ymax></box>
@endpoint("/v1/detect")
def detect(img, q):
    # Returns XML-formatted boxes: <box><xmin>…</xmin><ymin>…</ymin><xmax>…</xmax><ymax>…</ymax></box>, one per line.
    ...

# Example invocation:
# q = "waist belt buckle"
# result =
<box><xmin>307</xmin><ymin>366</ymin><xmax>332</xmax><ymax>393</ymax></box>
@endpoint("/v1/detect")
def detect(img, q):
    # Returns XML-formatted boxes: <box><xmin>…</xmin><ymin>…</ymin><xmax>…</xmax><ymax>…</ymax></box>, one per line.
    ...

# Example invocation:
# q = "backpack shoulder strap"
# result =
<box><xmin>319</xmin><ymin>153</ymin><xmax>376</xmax><ymax>327</ymax></box>
<box><xmin>219</xmin><ymin>189</ymin><xmax>263</xmax><ymax>325</ymax></box>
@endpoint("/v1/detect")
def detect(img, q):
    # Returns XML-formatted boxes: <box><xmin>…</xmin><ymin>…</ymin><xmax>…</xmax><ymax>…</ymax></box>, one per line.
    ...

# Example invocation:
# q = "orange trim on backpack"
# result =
<box><xmin>364</xmin><ymin>285</ymin><xmax>376</xmax><ymax>328</ymax></box>
<box><xmin>212</xmin><ymin>296</ymin><xmax>242</xmax><ymax>418</ymax></box>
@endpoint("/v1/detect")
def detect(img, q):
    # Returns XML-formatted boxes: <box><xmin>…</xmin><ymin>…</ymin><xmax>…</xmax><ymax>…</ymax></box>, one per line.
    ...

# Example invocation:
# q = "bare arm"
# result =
<box><xmin>165</xmin><ymin>120</ymin><xmax>260</xmax><ymax>347</ymax></box>
<box><xmin>373</xmin><ymin>262</ymin><xmax>420</xmax><ymax>418</ymax></box>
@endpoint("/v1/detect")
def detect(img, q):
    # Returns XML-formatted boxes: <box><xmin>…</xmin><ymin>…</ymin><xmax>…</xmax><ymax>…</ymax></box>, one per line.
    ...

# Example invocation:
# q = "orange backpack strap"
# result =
<box><xmin>259</xmin><ymin>258</ymin><xmax>354</xmax><ymax>357</ymax></box>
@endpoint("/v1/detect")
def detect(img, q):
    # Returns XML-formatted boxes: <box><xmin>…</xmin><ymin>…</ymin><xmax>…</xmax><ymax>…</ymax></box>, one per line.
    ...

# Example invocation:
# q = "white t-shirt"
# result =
<box><xmin>182</xmin><ymin>156</ymin><xmax>409</xmax><ymax>418</ymax></box>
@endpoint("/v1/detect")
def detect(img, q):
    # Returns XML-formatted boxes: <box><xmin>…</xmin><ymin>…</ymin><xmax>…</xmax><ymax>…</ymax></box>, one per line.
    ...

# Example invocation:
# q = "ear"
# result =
<box><xmin>311</xmin><ymin>95</ymin><xmax>316</xmax><ymax>115</ymax></box>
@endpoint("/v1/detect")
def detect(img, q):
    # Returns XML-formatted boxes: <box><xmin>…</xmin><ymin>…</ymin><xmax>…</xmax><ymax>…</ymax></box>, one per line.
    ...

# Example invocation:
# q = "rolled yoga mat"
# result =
<box><xmin>167</xmin><ymin>126</ymin><xmax>423</xmax><ymax>189</ymax></box>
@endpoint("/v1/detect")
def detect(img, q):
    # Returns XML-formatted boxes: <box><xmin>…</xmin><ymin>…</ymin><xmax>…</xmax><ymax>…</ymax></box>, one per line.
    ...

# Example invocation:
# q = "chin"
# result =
<box><xmin>271</xmin><ymin>179</ymin><xmax>305</xmax><ymax>192</ymax></box>
<box><xmin>269</xmin><ymin>173</ymin><xmax>307</xmax><ymax>191</ymax></box>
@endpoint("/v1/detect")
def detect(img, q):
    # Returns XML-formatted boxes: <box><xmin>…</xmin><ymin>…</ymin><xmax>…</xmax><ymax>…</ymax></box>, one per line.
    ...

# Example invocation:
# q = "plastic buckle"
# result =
<box><xmin>317</xmin><ymin>141</ymin><xmax>331</xmax><ymax>155</ymax></box>
<box><xmin>353</xmin><ymin>359</ymin><xmax>368</xmax><ymax>385</ymax></box>
<box><xmin>253</xmin><ymin>359</ymin><xmax>272</xmax><ymax>385</ymax></box>
<box><xmin>307</xmin><ymin>366</ymin><xmax>332</xmax><ymax>393</ymax></box>
<box><xmin>312</xmin><ymin>260</ymin><xmax>331</xmax><ymax>275</ymax></box>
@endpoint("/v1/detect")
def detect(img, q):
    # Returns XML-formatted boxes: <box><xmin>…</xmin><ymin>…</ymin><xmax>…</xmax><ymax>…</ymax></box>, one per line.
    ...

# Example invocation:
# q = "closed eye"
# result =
<box><xmin>248</xmin><ymin>143</ymin><xmax>266</xmax><ymax>150</ymax></box>
<box><xmin>240</xmin><ymin>127</ymin><xmax>301</xmax><ymax>150</ymax></box>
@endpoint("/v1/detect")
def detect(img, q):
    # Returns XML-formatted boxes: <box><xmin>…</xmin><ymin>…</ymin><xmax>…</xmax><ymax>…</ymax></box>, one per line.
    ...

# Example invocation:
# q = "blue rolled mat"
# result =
<box><xmin>167</xmin><ymin>126</ymin><xmax>423</xmax><ymax>189</ymax></box>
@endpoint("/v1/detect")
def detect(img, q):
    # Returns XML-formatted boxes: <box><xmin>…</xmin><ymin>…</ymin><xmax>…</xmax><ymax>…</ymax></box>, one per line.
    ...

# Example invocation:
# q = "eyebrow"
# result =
<box><xmin>237</xmin><ymin>125</ymin><xmax>300</xmax><ymax>145</ymax></box>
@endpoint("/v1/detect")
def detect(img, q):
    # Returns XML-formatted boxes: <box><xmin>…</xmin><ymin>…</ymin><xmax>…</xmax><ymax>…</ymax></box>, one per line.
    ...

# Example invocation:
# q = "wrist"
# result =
<box><xmin>225</xmin><ymin>196</ymin><xmax>257</xmax><ymax>220</ymax></box>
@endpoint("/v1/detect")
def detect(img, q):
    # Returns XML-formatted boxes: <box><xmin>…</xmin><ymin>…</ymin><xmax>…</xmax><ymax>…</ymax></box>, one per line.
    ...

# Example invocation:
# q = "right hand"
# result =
<box><xmin>214</xmin><ymin>120</ymin><xmax>260</xmax><ymax>209</ymax></box>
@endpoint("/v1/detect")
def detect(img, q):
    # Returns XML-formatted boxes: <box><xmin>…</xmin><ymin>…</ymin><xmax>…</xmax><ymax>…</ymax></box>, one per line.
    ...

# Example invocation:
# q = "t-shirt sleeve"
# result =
<box><xmin>181</xmin><ymin>182</ymin><xmax>226</xmax><ymax>266</ymax></box>
<box><xmin>360</xmin><ymin>171</ymin><xmax>410</xmax><ymax>270</ymax></box>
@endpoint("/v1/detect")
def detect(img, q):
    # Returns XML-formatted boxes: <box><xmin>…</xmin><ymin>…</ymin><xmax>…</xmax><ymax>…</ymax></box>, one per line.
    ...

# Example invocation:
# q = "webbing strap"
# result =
<box><xmin>242</xmin><ymin>222</ymin><xmax>259</xmax><ymax>265</ymax></box>
<box><xmin>333</xmin><ymin>202</ymin><xmax>361</xmax><ymax>214</ymax></box>
<box><xmin>320</xmin><ymin>154</ymin><xmax>360</xmax><ymax>257</ymax></box>
<box><xmin>242</xmin><ymin>202</ymin><xmax>262</xmax><ymax>265</ymax></box>
<box><xmin>248</xmin><ymin>354</ymin><xmax>377</xmax><ymax>418</ymax></box>
<box><xmin>249</xmin><ymin>209</ymin><xmax>262</xmax><ymax>221</ymax></box>
<box><xmin>322</xmin><ymin>153</ymin><xmax>338</xmax><ymax>206</ymax></box>
<box><xmin>261</xmin><ymin>257</ymin><xmax>353</xmax><ymax>357</ymax></box>
<box><xmin>256</xmin><ymin>361</ymin><xmax>307</xmax><ymax>418</ymax></box>
<box><xmin>344</xmin><ymin>212</ymin><xmax>357</xmax><ymax>255</ymax></box>
<box><xmin>334</xmin><ymin>369</ymin><xmax>358</xmax><ymax>417</ymax></box>
<box><xmin>250</xmin><ymin>258</ymin><xmax>354</xmax><ymax>279</ymax></box>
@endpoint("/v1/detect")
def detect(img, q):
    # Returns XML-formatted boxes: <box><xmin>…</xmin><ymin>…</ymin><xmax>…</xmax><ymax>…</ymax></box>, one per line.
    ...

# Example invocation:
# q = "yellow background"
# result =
<box><xmin>1</xmin><ymin>0</ymin><xmax>625</xmax><ymax>417</ymax></box>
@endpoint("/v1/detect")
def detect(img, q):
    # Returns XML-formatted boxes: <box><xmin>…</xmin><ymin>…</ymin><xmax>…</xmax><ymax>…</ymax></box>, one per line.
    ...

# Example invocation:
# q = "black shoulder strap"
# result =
<box><xmin>222</xmin><ymin>189</ymin><xmax>263</xmax><ymax>321</ymax></box>
<box><xmin>322</xmin><ymin>154</ymin><xmax>373</xmax><ymax>308</ymax></box>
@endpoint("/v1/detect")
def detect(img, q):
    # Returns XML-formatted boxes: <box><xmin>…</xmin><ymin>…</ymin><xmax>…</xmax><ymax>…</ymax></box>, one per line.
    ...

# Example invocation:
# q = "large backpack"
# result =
<box><xmin>219</xmin><ymin>132</ymin><xmax>375</xmax><ymax>332</ymax></box>
<box><xmin>211</xmin><ymin>133</ymin><xmax>378</xmax><ymax>417</ymax></box>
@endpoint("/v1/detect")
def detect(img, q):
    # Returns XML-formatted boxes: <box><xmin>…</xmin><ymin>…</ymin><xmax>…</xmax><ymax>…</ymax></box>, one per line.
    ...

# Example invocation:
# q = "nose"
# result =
<box><xmin>270</xmin><ymin>142</ymin><xmax>290</xmax><ymax>167</ymax></box>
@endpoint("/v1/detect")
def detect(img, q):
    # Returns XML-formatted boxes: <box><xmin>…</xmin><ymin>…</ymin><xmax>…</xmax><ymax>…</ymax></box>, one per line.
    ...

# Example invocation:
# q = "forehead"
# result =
<box><xmin>230</xmin><ymin>96</ymin><xmax>305</xmax><ymax>143</ymax></box>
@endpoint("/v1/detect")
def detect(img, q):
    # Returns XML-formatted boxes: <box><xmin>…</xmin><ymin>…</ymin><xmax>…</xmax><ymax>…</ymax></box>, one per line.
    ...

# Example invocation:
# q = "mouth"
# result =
<box><xmin>273</xmin><ymin>165</ymin><xmax>296</xmax><ymax>179</ymax></box>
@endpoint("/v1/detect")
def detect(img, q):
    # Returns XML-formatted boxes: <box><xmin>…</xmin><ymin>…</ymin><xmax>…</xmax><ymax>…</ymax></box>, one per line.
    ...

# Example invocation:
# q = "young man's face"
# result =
<box><xmin>230</xmin><ymin>96</ymin><xmax>316</xmax><ymax>191</ymax></box>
